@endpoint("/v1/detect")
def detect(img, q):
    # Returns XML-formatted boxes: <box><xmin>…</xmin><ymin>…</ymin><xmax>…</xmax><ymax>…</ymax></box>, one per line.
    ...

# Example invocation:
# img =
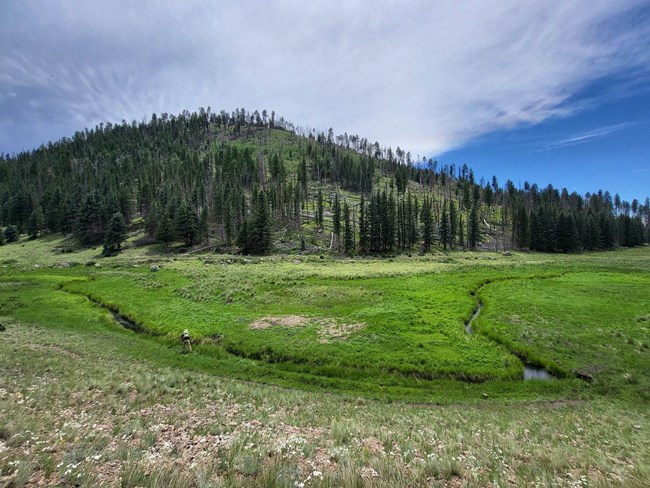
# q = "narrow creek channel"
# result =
<box><xmin>465</xmin><ymin>301</ymin><xmax>553</xmax><ymax>381</ymax></box>
<box><xmin>110</xmin><ymin>310</ymin><xmax>144</xmax><ymax>334</ymax></box>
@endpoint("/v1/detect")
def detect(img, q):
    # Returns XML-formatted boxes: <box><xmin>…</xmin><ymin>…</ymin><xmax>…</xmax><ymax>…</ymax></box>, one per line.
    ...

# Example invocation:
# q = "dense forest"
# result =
<box><xmin>0</xmin><ymin>107</ymin><xmax>648</xmax><ymax>255</ymax></box>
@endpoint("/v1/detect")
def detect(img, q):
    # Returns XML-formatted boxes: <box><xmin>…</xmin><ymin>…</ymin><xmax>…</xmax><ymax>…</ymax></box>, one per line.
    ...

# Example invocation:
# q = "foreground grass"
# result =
<box><xmin>1</xmin><ymin>318</ymin><xmax>649</xmax><ymax>487</ymax></box>
<box><xmin>1</xmin><ymin>238</ymin><xmax>649</xmax><ymax>485</ymax></box>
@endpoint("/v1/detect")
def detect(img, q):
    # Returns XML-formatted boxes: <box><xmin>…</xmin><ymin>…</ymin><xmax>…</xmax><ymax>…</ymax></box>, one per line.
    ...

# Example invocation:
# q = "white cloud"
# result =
<box><xmin>1</xmin><ymin>0</ymin><xmax>649</xmax><ymax>155</ymax></box>
<box><xmin>545</xmin><ymin>122</ymin><xmax>636</xmax><ymax>149</ymax></box>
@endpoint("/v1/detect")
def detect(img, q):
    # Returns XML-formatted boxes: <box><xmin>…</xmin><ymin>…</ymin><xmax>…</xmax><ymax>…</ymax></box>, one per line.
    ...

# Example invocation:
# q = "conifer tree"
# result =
<box><xmin>4</xmin><ymin>225</ymin><xmax>18</xmax><ymax>243</ymax></box>
<box><xmin>332</xmin><ymin>193</ymin><xmax>341</xmax><ymax>249</ymax></box>
<box><xmin>468</xmin><ymin>203</ymin><xmax>480</xmax><ymax>250</ymax></box>
<box><xmin>343</xmin><ymin>202</ymin><xmax>354</xmax><ymax>255</ymax></box>
<box><xmin>406</xmin><ymin>193</ymin><xmax>418</xmax><ymax>249</ymax></box>
<box><xmin>223</xmin><ymin>201</ymin><xmax>233</xmax><ymax>244</ymax></box>
<box><xmin>601</xmin><ymin>213</ymin><xmax>616</xmax><ymax>249</ymax></box>
<box><xmin>439</xmin><ymin>203</ymin><xmax>450</xmax><ymax>250</ymax></box>
<box><xmin>515</xmin><ymin>204</ymin><xmax>530</xmax><ymax>249</ymax></box>
<box><xmin>448</xmin><ymin>200</ymin><xmax>457</xmax><ymax>248</ymax></box>
<box><xmin>145</xmin><ymin>203</ymin><xmax>162</xmax><ymax>239</ymax></box>
<box><xmin>199</xmin><ymin>207</ymin><xmax>209</xmax><ymax>243</ymax></box>
<box><xmin>246</xmin><ymin>190</ymin><xmax>272</xmax><ymax>254</ymax></box>
<box><xmin>27</xmin><ymin>205</ymin><xmax>45</xmax><ymax>240</ymax></box>
<box><xmin>103</xmin><ymin>212</ymin><xmax>127</xmax><ymax>256</ymax></box>
<box><xmin>358</xmin><ymin>194</ymin><xmax>369</xmax><ymax>254</ymax></box>
<box><xmin>385</xmin><ymin>190</ymin><xmax>396</xmax><ymax>251</ymax></box>
<box><xmin>155</xmin><ymin>213</ymin><xmax>176</xmax><ymax>246</ymax></box>
<box><xmin>298</xmin><ymin>157</ymin><xmax>308</xmax><ymax>194</ymax></box>
<box><xmin>369</xmin><ymin>193</ymin><xmax>382</xmax><ymax>252</ymax></box>
<box><xmin>175</xmin><ymin>203</ymin><xmax>200</xmax><ymax>247</ymax></box>
<box><xmin>556</xmin><ymin>212</ymin><xmax>579</xmax><ymax>253</ymax></box>
<box><xmin>420</xmin><ymin>197</ymin><xmax>433</xmax><ymax>252</ymax></box>
<box><xmin>236</xmin><ymin>220</ymin><xmax>249</xmax><ymax>252</ymax></box>
<box><xmin>75</xmin><ymin>192</ymin><xmax>104</xmax><ymax>245</ymax></box>
<box><xmin>316</xmin><ymin>190</ymin><xmax>324</xmax><ymax>228</ymax></box>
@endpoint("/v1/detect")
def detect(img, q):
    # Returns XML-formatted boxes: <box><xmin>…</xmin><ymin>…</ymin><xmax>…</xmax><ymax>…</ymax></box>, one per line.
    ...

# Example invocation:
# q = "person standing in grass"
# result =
<box><xmin>181</xmin><ymin>329</ymin><xmax>192</xmax><ymax>353</ymax></box>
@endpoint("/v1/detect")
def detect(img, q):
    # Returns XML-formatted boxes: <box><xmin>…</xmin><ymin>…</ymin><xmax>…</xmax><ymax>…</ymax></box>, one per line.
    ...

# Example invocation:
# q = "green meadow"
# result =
<box><xmin>1</xmin><ymin>236</ymin><xmax>649</xmax><ymax>486</ymax></box>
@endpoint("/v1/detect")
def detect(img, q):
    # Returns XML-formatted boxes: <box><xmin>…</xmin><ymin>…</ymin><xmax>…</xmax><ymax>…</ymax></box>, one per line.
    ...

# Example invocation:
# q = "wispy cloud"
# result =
<box><xmin>1</xmin><ymin>1</ymin><xmax>649</xmax><ymax>155</ymax></box>
<box><xmin>544</xmin><ymin>122</ymin><xmax>636</xmax><ymax>150</ymax></box>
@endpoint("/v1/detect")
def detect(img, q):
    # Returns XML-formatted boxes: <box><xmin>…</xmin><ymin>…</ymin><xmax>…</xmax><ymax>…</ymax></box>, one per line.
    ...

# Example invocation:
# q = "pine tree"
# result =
<box><xmin>369</xmin><ymin>193</ymin><xmax>382</xmax><ymax>252</ymax></box>
<box><xmin>384</xmin><ymin>190</ymin><xmax>396</xmax><ymax>251</ymax></box>
<box><xmin>585</xmin><ymin>214</ymin><xmax>601</xmax><ymax>250</ymax></box>
<box><xmin>420</xmin><ymin>198</ymin><xmax>433</xmax><ymax>252</ymax></box>
<box><xmin>448</xmin><ymin>200</ymin><xmax>457</xmax><ymax>248</ymax></box>
<box><xmin>359</xmin><ymin>194</ymin><xmax>369</xmax><ymax>254</ymax></box>
<box><xmin>155</xmin><ymin>212</ymin><xmax>176</xmax><ymax>245</ymax></box>
<box><xmin>102</xmin><ymin>212</ymin><xmax>127</xmax><ymax>256</ymax></box>
<box><xmin>343</xmin><ymin>202</ymin><xmax>354</xmax><ymax>255</ymax></box>
<box><xmin>556</xmin><ymin>212</ymin><xmax>579</xmax><ymax>253</ymax></box>
<box><xmin>75</xmin><ymin>192</ymin><xmax>104</xmax><ymax>245</ymax></box>
<box><xmin>332</xmin><ymin>193</ymin><xmax>341</xmax><ymax>250</ymax></box>
<box><xmin>298</xmin><ymin>156</ymin><xmax>308</xmax><ymax>194</ymax></box>
<box><xmin>515</xmin><ymin>204</ymin><xmax>530</xmax><ymax>249</ymax></box>
<box><xmin>406</xmin><ymin>193</ymin><xmax>418</xmax><ymax>249</ymax></box>
<box><xmin>4</xmin><ymin>225</ymin><xmax>18</xmax><ymax>243</ymax></box>
<box><xmin>27</xmin><ymin>205</ymin><xmax>45</xmax><ymax>240</ymax></box>
<box><xmin>199</xmin><ymin>207</ymin><xmax>209</xmax><ymax>243</ymax></box>
<box><xmin>223</xmin><ymin>201</ymin><xmax>233</xmax><ymax>244</ymax></box>
<box><xmin>0</xmin><ymin>229</ymin><xmax>4</xmax><ymax>246</ymax></box>
<box><xmin>601</xmin><ymin>213</ymin><xmax>615</xmax><ymax>248</ymax></box>
<box><xmin>468</xmin><ymin>203</ymin><xmax>480</xmax><ymax>250</ymax></box>
<box><xmin>145</xmin><ymin>202</ymin><xmax>162</xmax><ymax>238</ymax></box>
<box><xmin>247</xmin><ymin>190</ymin><xmax>272</xmax><ymax>255</ymax></box>
<box><xmin>236</xmin><ymin>220</ymin><xmax>249</xmax><ymax>252</ymax></box>
<box><xmin>316</xmin><ymin>190</ymin><xmax>324</xmax><ymax>228</ymax></box>
<box><xmin>175</xmin><ymin>203</ymin><xmax>200</xmax><ymax>247</ymax></box>
<box><xmin>439</xmin><ymin>203</ymin><xmax>450</xmax><ymax>250</ymax></box>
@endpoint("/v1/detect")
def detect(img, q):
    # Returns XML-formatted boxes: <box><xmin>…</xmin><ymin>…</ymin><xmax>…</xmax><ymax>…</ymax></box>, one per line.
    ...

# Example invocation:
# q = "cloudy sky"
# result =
<box><xmin>1</xmin><ymin>0</ymin><xmax>649</xmax><ymax>200</ymax></box>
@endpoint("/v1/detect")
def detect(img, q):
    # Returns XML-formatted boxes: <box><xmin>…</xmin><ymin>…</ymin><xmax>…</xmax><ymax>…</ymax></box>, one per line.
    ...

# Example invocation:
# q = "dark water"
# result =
<box><xmin>465</xmin><ymin>302</ymin><xmax>554</xmax><ymax>381</ymax></box>
<box><xmin>465</xmin><ymin>303</ymin><xmax>482</xmax><ymax>334</ymax></box>
<box><xmin>111</xmin><ymin>311</ymin><xmax>144</xmax><ymax>333</ymax></box>
<box><xmin>523</xmin><ymin>365</ymin><xmax>552</xmax><ymax>380</ymax></box>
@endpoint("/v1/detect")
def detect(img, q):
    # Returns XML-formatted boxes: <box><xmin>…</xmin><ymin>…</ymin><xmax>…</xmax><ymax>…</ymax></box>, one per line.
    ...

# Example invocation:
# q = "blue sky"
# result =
<box><xmin>1</xmin><ymin>1</ymin><xmax>649</xmax><ymax>202</ymax></box>
<box><xmin>439</xmin><ymin>76</ymin><xmax>650</xmax><ymax>202</ymax></box>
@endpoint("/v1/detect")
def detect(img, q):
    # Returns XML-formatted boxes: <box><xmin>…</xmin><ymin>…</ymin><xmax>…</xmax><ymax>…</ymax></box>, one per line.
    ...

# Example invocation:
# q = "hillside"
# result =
<box><xmin>1</xmin><ymin>108</ymin><xmax>648</xmax><ymax>256</ymax></box>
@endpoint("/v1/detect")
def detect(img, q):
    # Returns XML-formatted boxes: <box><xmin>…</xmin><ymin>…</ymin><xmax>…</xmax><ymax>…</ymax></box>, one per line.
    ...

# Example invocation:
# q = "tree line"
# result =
<box><xmin>0</xmin><ymin>107</ymin><xmax>648</xmax><ymax>254</ymax></box>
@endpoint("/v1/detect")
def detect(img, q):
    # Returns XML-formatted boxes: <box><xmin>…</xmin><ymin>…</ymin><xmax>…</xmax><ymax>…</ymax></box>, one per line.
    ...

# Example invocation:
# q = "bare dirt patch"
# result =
<box><xmin>250</xmin><ymin>315</ymin><xmax>365</xmax><ymax>342</ymax></box>
<box><xmin>250</xmin><ymin>315</ymin><xmax>307</xmax><ymax>329</ymax></box>
<box><xmin>316</xmin><ymin>319</ymin><xmax>365</xmax><ymax>343</ymax></box>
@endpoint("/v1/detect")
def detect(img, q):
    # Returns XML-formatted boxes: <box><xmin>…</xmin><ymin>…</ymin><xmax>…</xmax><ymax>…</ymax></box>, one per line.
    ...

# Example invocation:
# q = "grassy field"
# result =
<box><xmin>1</xmin><ymin>236</ymin><xmax>649</xmax><ymax>486</ymax></box>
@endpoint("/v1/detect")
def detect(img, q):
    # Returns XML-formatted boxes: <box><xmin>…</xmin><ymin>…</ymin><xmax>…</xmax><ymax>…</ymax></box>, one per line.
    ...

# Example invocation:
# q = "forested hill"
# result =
<box><xmin>0</xmin><ymin>108</ymin><xmax>648</xmax><ymax>255</ymax></box>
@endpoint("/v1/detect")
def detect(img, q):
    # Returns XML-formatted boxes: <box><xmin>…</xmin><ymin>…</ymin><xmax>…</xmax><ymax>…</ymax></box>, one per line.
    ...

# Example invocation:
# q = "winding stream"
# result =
<box><xmin>110</xmin><ymin>310</ymin><xmax>144</xmax><ymax>334</ymax></box>
<box><xmin>465</xmin><ymin>301</ymin><xmax>553</xmax><ymax>381</ymax></box>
